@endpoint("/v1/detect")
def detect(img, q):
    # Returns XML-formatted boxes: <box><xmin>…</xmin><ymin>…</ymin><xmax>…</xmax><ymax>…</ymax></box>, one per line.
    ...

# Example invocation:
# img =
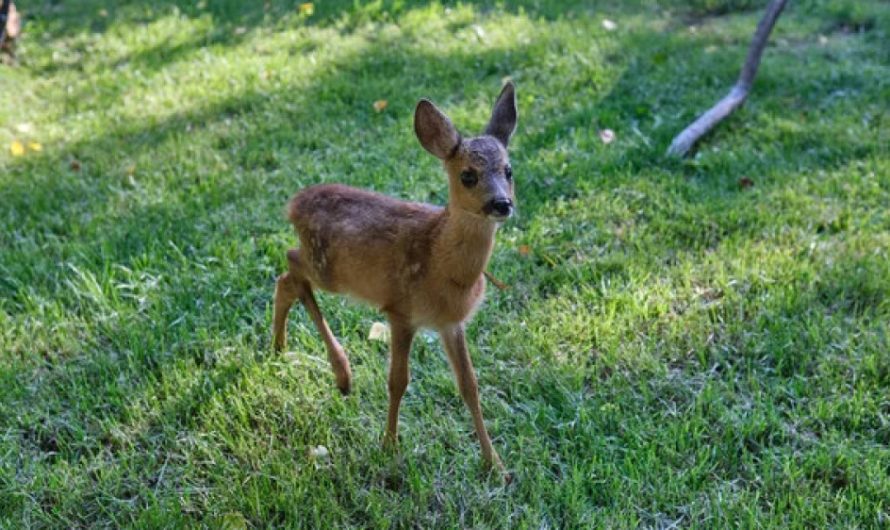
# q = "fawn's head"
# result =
<box><xmin>415</xmin><ymin>83</ymin><xmax>518</xmax><ymax>222</ymax></box>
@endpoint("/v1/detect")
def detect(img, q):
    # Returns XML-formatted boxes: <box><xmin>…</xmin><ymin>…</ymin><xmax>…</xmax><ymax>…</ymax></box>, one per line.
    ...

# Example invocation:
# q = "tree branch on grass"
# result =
<box><xmin>666</xmin><ymin>0</ymin><xmax>790</xmax><ymax>157</ymax></box>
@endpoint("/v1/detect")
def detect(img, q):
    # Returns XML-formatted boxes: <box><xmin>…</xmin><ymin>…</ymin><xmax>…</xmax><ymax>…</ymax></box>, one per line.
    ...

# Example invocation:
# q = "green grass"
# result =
<box><xmin>2</xmin><ymin>0</ymin><xmax>889</xmax><ymax>527</ymax></box>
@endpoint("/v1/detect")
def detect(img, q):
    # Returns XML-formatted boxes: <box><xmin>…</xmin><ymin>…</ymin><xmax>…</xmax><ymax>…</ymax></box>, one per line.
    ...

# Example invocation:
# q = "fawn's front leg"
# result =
<box><xmin>384</xmin><ymin>318</ymin><xmax>415</xmax><ymax>448</ymax></box>
<box><xmin>439</xmin><ymin>324</ymin><xmax>505</xmax><ymax>477</ymax></box>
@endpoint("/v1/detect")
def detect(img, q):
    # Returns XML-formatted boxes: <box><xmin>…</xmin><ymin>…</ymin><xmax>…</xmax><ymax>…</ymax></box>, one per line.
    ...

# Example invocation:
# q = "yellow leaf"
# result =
<box><xmin>298</xmin><ymin>2</ymin><xmax>314</xmax><ymax>16</ymax></box>
<box><xmin>373</xmin><ymin>99</ymin><xmax>388</xmax><ymax>112</ymax></box>
<box><xmin>518</xmin><ymin>244</ymin><xmax>530</xmax><ymax>256</ymax></box>
<box><xmin>28</xmin><ymin>141</ymin><xmax>42</xmax><ymax>152</ymax></box>
<box><xmin>9</xmin><ymin>140</ymin><xmax>25</xmax><ymax>157</ymax></box>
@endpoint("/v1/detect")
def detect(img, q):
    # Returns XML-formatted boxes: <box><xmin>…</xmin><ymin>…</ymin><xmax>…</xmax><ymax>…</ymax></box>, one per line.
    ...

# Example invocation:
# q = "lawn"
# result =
<box><xmin>1</xmin><ymin>0</ymin><xmax>889</xmax><ymax>527</ymax></box>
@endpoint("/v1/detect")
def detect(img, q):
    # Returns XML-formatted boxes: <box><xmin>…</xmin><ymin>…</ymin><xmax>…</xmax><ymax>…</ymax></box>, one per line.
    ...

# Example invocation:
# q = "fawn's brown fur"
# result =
<box><xmin>272</xmin><ymin>83</ymin><xmax>517</xmax><ymax>478</ymax></box>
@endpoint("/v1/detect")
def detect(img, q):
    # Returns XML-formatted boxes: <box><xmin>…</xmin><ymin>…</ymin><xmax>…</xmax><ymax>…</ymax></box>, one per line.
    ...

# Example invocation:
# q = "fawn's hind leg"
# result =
<box><xmin>273</xmin><ymin>249</ymin><xmax>353</xmax><ymax>394</ymax></box>
<box><xmin>273</xmin><ymin>267</ymin><xmax>303</xmax><ymax>352</ymax></box>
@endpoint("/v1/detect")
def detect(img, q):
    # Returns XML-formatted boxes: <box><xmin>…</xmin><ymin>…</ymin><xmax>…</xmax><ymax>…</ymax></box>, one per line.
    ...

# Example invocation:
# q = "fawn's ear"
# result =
<box><xmin>415</xmin><ymin>99</ymin><xmax>461</xmax><ymax>160</ymax></box>
<box><xmin>484</xmin><ymin>82</ymin><xmax>517</xmax><ymax>147</ymax></box>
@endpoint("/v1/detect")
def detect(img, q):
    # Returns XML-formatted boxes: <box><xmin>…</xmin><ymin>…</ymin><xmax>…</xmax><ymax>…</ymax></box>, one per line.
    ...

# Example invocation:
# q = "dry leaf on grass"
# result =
<box><xmin>298</xmin><ymin>2</ymin><xmax>315</xmax><ymax>16</ymax></box>
<box><xmin>308</xmin><ymin>445</ymin><xmax>330</xmax><ymax>461</ymax></box>
<box><xmin>368</xmin><ymin>321</ymin><xmax>390</xmax><ymax>342</ymax></box>
<box><xmin>9</xmin><ymin>141</ymin><xmax>25</xmax><ymax>157</ymax></box>
<box><xmin>373</xmin><ymin>100</ymin><xmax>388</xmax><ymax>112</ymax></box>
<box><xmin>308</xmin><ymin>445</ymin><xmax>331</xmax><ymax>469</ymax></box>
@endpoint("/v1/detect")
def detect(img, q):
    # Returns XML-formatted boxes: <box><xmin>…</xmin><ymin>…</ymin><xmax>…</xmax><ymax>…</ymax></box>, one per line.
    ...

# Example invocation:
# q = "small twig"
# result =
<box><xmin>483</xmin><ymin>270</ymin><xmax>509</xmax><ymax>291</ymax></box>
<box><xmin>666</xmin><ymin>0</ymin><xmax>789</xmax><ymax>157</ymax></box>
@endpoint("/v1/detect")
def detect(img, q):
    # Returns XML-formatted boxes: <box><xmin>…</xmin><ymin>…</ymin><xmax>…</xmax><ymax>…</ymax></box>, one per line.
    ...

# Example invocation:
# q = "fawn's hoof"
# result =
<box><xmin>382</xmin><ymin>428</ymin><xmax>402</xmax><ymax>451</ymax></box>
<box><xmin>334</xmin><ymin>368</ymin><xmax>352</xmax><ymax>395</ymax></box>
<box><xmin>490</xmin><ymin>466</ymin><xmax>512</xmax><ymax>484</ymax></box>
<box><xmin>332</xmin><ymin>349</ymin><xmax>352</xmax><ymax>395</ymax></box>
<box><xmin>484</xmin><ymin>455</ymin><xmax>510</xmax><ymax>484</ymax></box>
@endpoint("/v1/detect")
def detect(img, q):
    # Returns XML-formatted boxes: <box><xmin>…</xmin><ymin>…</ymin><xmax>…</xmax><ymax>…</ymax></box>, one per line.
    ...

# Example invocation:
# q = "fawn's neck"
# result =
<box><xmin>433</xmin><ymin>206</ymin><xmax>497</xmax><ymax>287</ymax></box>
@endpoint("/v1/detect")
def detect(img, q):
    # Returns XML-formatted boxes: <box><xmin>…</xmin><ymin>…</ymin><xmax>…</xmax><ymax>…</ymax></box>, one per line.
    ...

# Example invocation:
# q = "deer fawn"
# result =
<box><xmin>272</xmin><ymin>83</ymin><xmax>517</xmax><ymax>478</ymax></box>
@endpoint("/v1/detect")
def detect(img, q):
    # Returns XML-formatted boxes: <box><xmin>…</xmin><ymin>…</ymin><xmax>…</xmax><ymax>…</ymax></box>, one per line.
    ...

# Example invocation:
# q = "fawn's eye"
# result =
<box><xmin>505</xmin><ymin>166</ymin><xmax>513</xmax><ymax>181</ymax></box>
<box><xmin>460</xmin><ymin>170</ymin><xmax>478</xmax><ymax>188</ymax></box>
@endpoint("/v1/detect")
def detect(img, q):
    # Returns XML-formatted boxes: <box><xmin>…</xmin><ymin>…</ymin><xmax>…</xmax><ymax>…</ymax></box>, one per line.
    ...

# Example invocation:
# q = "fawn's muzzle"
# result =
<box><xmin>484</xmin><ymin>198</ymin><xmax>513</xmax><ymax>218</ymax></box>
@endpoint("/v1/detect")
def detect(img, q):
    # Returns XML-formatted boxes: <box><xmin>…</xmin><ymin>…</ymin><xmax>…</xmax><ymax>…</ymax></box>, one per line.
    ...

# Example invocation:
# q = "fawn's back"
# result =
<box><xmin>289</xmin><ymin>185</ymin><xmax>445</xmax><ymax>323</ymax></box>
<box><xmin>289</xmin><ymin>176</ymin><xmax>501</xmax><ymax>327</ymax></box>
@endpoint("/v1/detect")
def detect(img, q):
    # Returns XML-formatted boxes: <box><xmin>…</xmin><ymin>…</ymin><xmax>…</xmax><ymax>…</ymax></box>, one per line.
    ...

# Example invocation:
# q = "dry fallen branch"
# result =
<box><xmin>666</xmin><ymin>0</ymin><xmax>789</xmax><ymax>157</ymax></box>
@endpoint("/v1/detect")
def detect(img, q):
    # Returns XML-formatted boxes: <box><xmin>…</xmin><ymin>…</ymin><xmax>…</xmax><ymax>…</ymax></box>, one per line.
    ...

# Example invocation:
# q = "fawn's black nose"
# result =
<box><xmin>485</xmin><ymin>198</ymin><xmax>513</xmax><ymax>218</ymax></box>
